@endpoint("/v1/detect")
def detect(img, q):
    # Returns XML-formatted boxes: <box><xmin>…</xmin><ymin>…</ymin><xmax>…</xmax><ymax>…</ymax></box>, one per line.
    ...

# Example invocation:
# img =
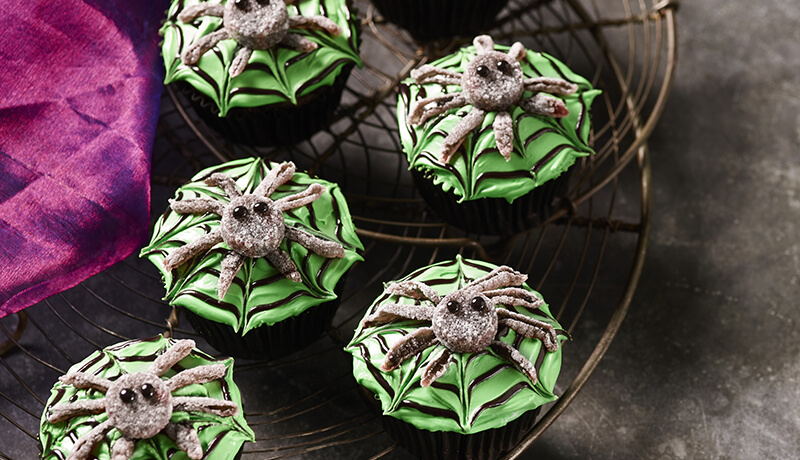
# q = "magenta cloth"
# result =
<box><xmin>0</xmin><ymin>0</ymin><xmax>168</xmax><ymax>317</ymax></box>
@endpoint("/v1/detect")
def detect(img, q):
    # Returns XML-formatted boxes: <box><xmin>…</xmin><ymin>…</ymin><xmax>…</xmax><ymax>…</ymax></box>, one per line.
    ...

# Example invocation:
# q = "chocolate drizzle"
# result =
<box><xmin>40</xmin><ymin>336</ymin><xmax>253</xmax><ymax>458</ymax></box>
<box><xmin>141</xmin><ymin>158</ymin><xmax>362</xmax><ymax>334</ymax></box>
<box><xmin>162</xmin><ymin>0</ymin><xmax>361</xmax><ymax>116</ymax></box>
<box><xmin>347</xmin><ymin>256</ymin><xmax>563</xmax><ymax>434</ymax></box>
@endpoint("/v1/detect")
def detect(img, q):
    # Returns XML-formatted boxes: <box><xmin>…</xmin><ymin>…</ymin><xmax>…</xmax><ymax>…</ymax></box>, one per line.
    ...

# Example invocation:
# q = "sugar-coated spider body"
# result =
<box><xmin>179</xmin><ymin>0</ymin><xmax>342</xmax><ymax>77</ymax></box>
<box><xmin>362</xmin><ymin>265</ymin><xmax>560</xmax><ymax>387</ymax></box>
<box><xmin>163</xmin><ymin>162</ymin><xmax>345</xmax><ymax>299</ymax></box>
<box><xmin>47</xmin><ymin>340</ymin><xmax>237</xmax><ymax>460</ymax></box>
<box><xmin>408</xmin><ymin>35</ymin><xmax>580</xmax><ymax>163</ymax></box>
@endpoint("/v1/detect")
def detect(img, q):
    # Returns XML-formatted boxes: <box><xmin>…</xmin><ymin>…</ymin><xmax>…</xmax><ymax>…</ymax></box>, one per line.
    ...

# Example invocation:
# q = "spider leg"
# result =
<box><xmin>523</xmin><ymin>77</ymin><xmax>578</xmax><ymax>96</ymax></box>
<box><xmin>497</xmin><ymin>309</ymin><xmax>559</xmax><ymax>352</ymax></box>
<box><xmin>204</xmin><ymin>173</ymin><xmax>243</xmax><ymax>199</ymax></box>
<box><xmin>492</xmin><ymin>110</ymin><xmax>514</xmax><ymax>161</ymax></box>
<box><xmin>385</xmin><ymin>280</ymin><xmax>441</xmax><ymax>304</ymax></box>
<box><xmin>421</xmin><ymin>348</ymin><xmax>453</xmax><ymax>387</ymax></box>
<box><xmin>284</xmin><ymin>226</ymin><xmax>344</xmax><ymax>258</ymax></box>
<box><xmin>163</xmin><ymin>230</ymin><xmax>224</xmax><ymax>271</ymax></box>
<box><xmin>288</xmin><ymin>14</ymin><xmax>342</xmax><ymax>35</ymax></box>
<box><xmin>173</xmin><ymin>396</ymin><xmax>239</xmax><ymax>417</ymax></box>
<box><xmin>177</xmin><ymin>3</ymin><xmax>224</xmax><ymax>23</ymax></box>
<box><xmin>273</xmin><ymin>183</ymin><xmax>325</xmax><ymax>212</ymax></box>
<box><xmin>280</xmin><ymin>33</ymin><xmax>318</xmax><ymax>52</ymax></box>
<box><xmin>508</xmin><ymin>42</ymin><xmax>527</xmax><ymax>62</ymax></box>
<box><xmin>164</xmin><ymin>422</ymin><xmax>203</xmax><ymax>460</ymax></box>
<box><xmin>408</xmin><ymin>93</ymin><xmax>467</xmax><ymax>126</ymax></box>
<box><xmin>150</xmin><ymin>339</ymin><xmax>196</xmax><ymax>377</ymax></box>
<box><xmin>489</xmin><ymin>340</ymin><xmax>538</xmax><ymax>384</ymax></box>
<box><xmin>68</xmin><ymin>419</ymin><xmax>114</xmax><ymax>460</ymax></box>
<box><xmin>229</xmin><ymin>47</ymin><xmax>253</xmax><ymax>78</ymax></box>
<box><xmin>48</xmin><ymin>398</ymin><xmax>106</xmax><ymax>423</ymax></box>
<box><xmin>218</xmin><ymin>252</ymin><xmax>246</xmax><ymax>299</ymax></box>
<box><xmin>440</xmin><ymin>107</ymin><xmax>485</xmax><ymax>163</ymax></box>
<box><xmin>465</xmin><ymin>265</ymin><xmax>527</xmax><ymax>292</ymax></box>
<box><xmin>59</xmin><ymin>372</ymin><xmax>112</xmax><ymax>393</ymax></box>
<box><xmin>110</xmin><ymin>436</ymin><xmax>136</xmax><ymax>460</ymax></box>
<box><xmin>410</xmin><ymin>65</ymin><xmax>462</xmax><ymax>86</ymax></box>
<box><xmin>254</xmin><ymin>162</ymin><xmax>295</xmax><ymax>197</ymax></box>
<box><xmin>473</xmin><ymin>35</ymin><xmax>495</xmax><ymax>54</ymax></box>
<box><xmin>518</xmin><ymin>93</ymin><xmax>570</xmax><ymax>118</ymax></box>
<box><xmin>484</xmin><ymin>287</ymin><xmax>544</xmax><ymax>311</ymax></box>
<box><xmin>382</xmin><ymin>328</ymin><xmax>438</xmax><ymax>372</ymax></box>
<box><xmin>363</xmin><ymin>303</ymin><xmax>436</xmax><ymax>328</ymax></box>
<box><xmin>181</xmin><ymin>29</ymin><xmax>230</xmax><ymax>66</ymax></box>
<box><xmin>169</xmin><ymin>198</ymin><xmax>224</xmax><ymax>216</ymax></box>
<box><xmin>266</xmin><ymin>248</ymin><xmax>302</xmax><ymax>282</ymax></box>
<box><xmin>167</xmin><ymin>363</ymin><xmax>227</xmax><ymax>393</ymax></box>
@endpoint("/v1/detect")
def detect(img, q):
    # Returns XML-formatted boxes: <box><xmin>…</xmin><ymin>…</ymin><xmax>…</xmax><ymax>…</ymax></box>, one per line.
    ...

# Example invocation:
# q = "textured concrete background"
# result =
<box><xmin>525</xmin><ymin>0</ymin><xmax>800</xmax><ymax>458</ymax></box>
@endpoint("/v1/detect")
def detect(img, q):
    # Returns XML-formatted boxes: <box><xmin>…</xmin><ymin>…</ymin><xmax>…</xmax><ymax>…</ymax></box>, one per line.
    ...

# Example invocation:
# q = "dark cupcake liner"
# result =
<box><xmin>360</xmin><ymin>386</ymin><xmax>540</xmax><ymax>460</ymax></box>
<box><xmin>411</xmin><ymin>167</ymin><xmax>573</xmax><ymax>236</ymax></box>
<box><xmin>382</xmin><ymin>408</ymin><xmax>541</xmax><ymax>460</ymax></box>
<box><xmin>176</xmin><ymin>63</ymin><xmax>354</xmax><ymax>147</ymax></box>
<box><xmin>370</xmin><ymin>0</ymin><xmax>509</xmax><ymax>41</ymax></box>
<box><xmin>183</xmin><ymin>278</ymin><xmax>346</xmax><ymax>360</ymax></box>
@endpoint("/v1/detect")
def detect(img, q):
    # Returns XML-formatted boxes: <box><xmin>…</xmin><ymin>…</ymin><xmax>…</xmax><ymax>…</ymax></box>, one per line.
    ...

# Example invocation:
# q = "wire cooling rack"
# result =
<box><xmin>0</xmin><ymin>0</ymin><xmax>677</xmax><ymax>458</ymax></box>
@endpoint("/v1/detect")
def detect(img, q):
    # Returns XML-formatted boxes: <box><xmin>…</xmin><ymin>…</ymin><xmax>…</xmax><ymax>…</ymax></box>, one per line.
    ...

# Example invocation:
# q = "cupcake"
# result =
<box><xmin>161</xmin><ymin>0</ymin><xmax>361</xmax><ymax>146</ymax></box>
<box><xmin>40</xmin><ymin>336</ymin><xmax>254</xmax><ymax>460</ymax></box>
<box><xmin>370</xmin><ymin>0</ymin><xmax>509</xmax><ymax>42</ymax></box>
<box><xmin>141</xmin><ymin>158</ymin><xmax>363</xmax><ymax>359</ymax></box>
<box><xmin>345</xmin><ymin>256</ymin><xmax>567</xmax><ymax>459</ymax></box>
<box><xmin>398</xmin><ymin>35</ymin><xmax>601</xmax><ymax>235</ymax></box>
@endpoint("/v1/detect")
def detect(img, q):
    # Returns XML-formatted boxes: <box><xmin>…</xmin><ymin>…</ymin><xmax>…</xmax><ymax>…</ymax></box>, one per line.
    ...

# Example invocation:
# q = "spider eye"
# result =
<box><xmin>141</xmin><ymin>383</ymin><xmax>154</xmax><ymax>399</ymax></box>
<box><xmin>234</xmin><ymin>0</ymin><xmax>249</xmax><ymax>10</ymax></box>
<box><xmin>120</xmin><ymin>388</ymin><xmax>135</xmax><ymax>403</ymax></box>
<box><xmin>471</xmin><ymin>296</ymin><xmax>486</xmax><ymax>311</ymax></box>
<box><xmin>233</xmin><ymin>206</ymin><xmax>248</xmax><ymax>219</ymax></box>
<box><xmin>476</xmin><ymin>65</ymin><xmax>490</xmax><ymax>78</ymax></box>
<box><xmin>446</xmin><ymin>300</ymin><xmax>460</xmax><ymax>313</ymax></box>
<box><xmin>253</xmin><ymin>202</ymin><xmax>269</xmax><ymax>214</ymax></box>
<box><xmin>496</xmin><ymin>60</ymin><xmax>510</xmax><ymax>74</ymax></box>
<box><xmin>256</xmin><ymin>0</ymin><xmax>270</xmax><ymax>4</ymax></box>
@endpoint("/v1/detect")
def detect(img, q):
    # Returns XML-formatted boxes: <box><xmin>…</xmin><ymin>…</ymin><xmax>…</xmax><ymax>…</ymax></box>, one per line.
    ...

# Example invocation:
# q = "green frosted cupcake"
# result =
<box><xmin>399</xmin><ymin>35</ymin><xmax>600</xmax><ymax>234</ymax></box>
<box><xmin>40</xmin><ymin>336</ymin><xmax>254</xmax><ymax>460</ymax></box>
<box><xmin>141</xmin><ymin>158</ymin><xmax>363</xmax><ymax>359</ymax></box>
<box><xmin>161</xmin><ymin>0</ymin><xmax>361</xmax><ymax>146</ymax></box>
<box><xmin>346</xmin><ymin>256</ymin><xmax>568</xmax><ymax>459</ymax></box>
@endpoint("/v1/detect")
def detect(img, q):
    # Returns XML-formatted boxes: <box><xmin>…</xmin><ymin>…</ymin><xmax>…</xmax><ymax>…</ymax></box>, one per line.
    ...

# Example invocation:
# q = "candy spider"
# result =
<box><xmin>47</xmin><ymin>340</ymin><xmax>236</xmax><ymax>460</ymax></box>
<box><xmin>407</xmin><ymin>35</ymin><xmax>579</xmax><ymax>163</ymax></box>
<box><xmin>164</xmin><ymin>162</ymin><xmax>344</xmax><ymax>298</ymax></box>
<box><xmin>362</xmin><ymin>265</ymin><xmax>560</xmax><ymax>387</ymax></box>
<box><xmin>179</xmin><ymin>0</ymin><xmax>342</xmax><ymax>77</ymax></box>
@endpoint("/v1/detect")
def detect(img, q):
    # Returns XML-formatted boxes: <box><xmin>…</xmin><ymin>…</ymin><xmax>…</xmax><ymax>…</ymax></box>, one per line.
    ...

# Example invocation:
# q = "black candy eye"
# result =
<box><xmin>120</xmin><ymin>388</ymin><xmax>135</xmax><ymax>403</ymax></box>
<box><xmin>253</xmin><ymin>202</ymin><xmax>269</xmax><ymax>214</ymax></box>
<box><xmin>141</xmin><ymin>383</ymin><xmax>154</xmax><ymax>399</ymax></box>
<box><xmin>256</xmin><ymin>0</ymin><xmax>270</xmax><ymax>4</ymax></box>
<box><xmin>496</xmin><ymin>60</ymin><xmax>510</xmax><ymax>74</ymax></box>
<box><xmin>446</xmin><ymin>300</ymin><xmax>460</xmax><ymax>313</ymax></box>
<box><xmin>233</xmin><ymin>206</ymin><xmax>248</xmax><ymax>219</ymax></box>
<box><xmin>234</xmin><ymin>0</ymin><xmax>248</xmax><ymax>10</ymax></box>
<box><xmin>475</xmin><ymin>65</ymin><xmax>490</xmax><ymax>78</ymax></box>
<box><xmin>471</xmin><ymin>296</ymin><xmax>486</xmax><ymax>311</ymax></box>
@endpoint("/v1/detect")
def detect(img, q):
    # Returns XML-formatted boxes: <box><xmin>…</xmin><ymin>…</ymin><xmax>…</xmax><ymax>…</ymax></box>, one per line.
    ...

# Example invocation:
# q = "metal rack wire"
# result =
<box><xmin>0</xmin><ymin>0</ymin><xmax>676</xmax><ymax>458</ymax></box>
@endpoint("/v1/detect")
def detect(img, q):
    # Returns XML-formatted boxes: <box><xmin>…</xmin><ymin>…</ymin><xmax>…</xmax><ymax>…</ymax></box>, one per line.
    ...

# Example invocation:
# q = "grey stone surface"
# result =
<box><xmin>524</xmin><ymin>0</ymin><xmax>800</xmax><ymax>458</ymax></box>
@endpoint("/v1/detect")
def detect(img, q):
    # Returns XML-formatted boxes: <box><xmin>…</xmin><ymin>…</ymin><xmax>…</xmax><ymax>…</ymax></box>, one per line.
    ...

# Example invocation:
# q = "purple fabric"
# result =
<box><xmin>0</xmin><ymin>0</ymin><xmax>168</xmax><ymax>317</ymax></box>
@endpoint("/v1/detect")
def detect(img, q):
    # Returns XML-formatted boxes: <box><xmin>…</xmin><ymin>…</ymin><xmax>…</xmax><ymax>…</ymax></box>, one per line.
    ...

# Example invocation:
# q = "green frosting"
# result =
<box><xmin>140</xmin><ymin>158</ymin><xmax>363</xmax><ymax>334</ymax></box>
<box><xmin>345</xmin><ymin>256</ymin><xmax>567</xmax><ymax>434</ymax></box>
<box><xmin>161</xmin><ymin>0</ymin><xmax>362</xmax><ymax>115</ymax></box>
<box><xmin>398</xmin><ymin>44</ymin><xmax>601</xmax><ymax>203</ymax></box>
<box><xmin>39</xmin><ymin>335</ymin><xmax>254</xmax><ymax>460</ymax></box>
